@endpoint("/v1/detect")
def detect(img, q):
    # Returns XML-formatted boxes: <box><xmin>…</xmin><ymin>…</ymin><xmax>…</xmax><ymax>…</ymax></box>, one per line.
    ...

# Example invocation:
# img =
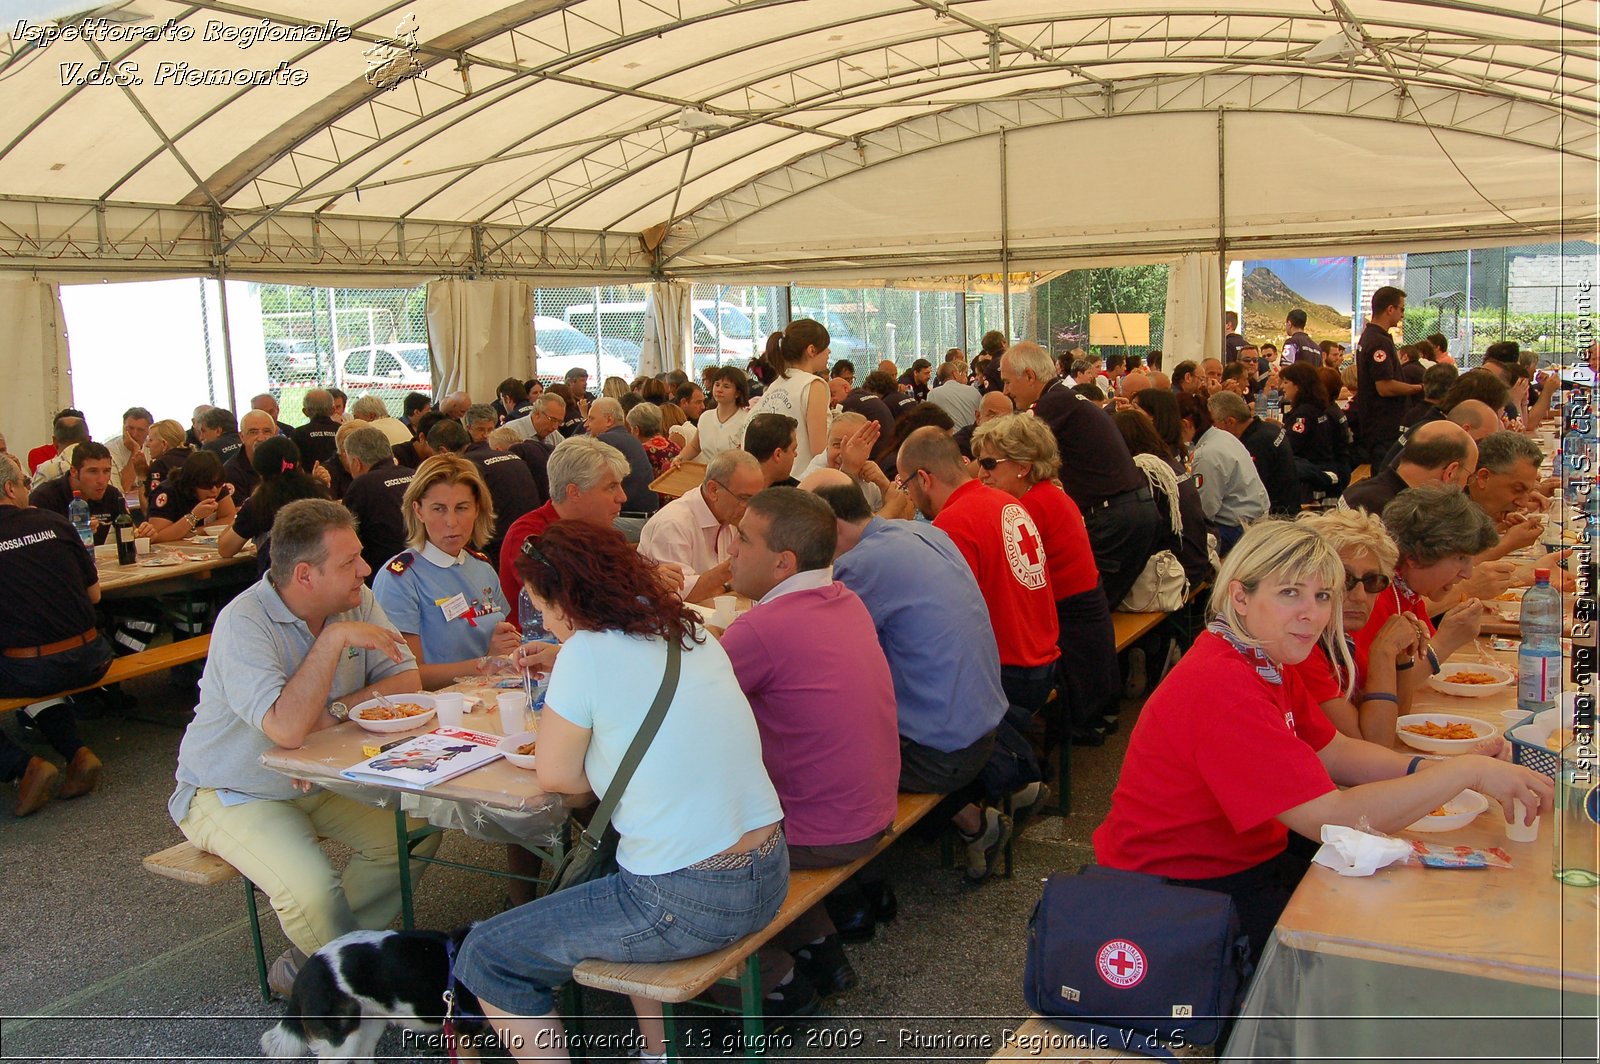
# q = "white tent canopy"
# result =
<box><xmin>0</xmin><ymin>0</ymin><xmax>1593</xmax><ymax>284</ymax></box>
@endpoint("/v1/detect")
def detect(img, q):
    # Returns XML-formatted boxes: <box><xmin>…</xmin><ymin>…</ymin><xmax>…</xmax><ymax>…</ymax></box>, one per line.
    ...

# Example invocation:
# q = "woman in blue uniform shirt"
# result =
<box><xmin>372</xmin><ymin>453</ymin><xmax>520</xmax><ymax>689</ymax></box>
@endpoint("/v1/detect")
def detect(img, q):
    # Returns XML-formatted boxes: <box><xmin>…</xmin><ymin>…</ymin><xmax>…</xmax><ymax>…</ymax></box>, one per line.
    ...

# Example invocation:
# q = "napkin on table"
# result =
<box><xmin>1312</xmin><ymin>824</ymin><xmax>1412</xmax><ymax>877</ymax></box>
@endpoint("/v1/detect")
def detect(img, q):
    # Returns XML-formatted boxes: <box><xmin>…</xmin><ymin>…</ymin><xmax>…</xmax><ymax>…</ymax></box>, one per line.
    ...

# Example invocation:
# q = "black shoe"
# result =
<box><xmin>862</xmin><ymin>879</ymin><xmax>897</xmax><ymax>924</ymax></box>
<box><xmin>824</xmin><ymin>884</ymin><xmax>875</xmax><ymax>944</ymax></box>
<box><xmin>762</xmin><ymin>972</ymin><xmax>822</xmax><ymax>1027</ymax></box>
<box><xmin>793</xmin><ymin>936</ymin><xmax>857</xmax><ymax>996</ymax></box>
<box><xmin>1070</xmin><ymin>726</ymin><xmax>1106</xmax><ymax>747</ymax></box>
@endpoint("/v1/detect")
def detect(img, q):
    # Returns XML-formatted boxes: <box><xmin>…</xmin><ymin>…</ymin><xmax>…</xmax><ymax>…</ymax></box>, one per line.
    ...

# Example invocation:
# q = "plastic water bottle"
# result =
<box><xmin>1259</xmin><ymin>385</ymin><xmax>1282</xmax><ymax>422</ymax></box>
<box><xmin>1516</xmin><ymin>569</ymin><xmax>1561</xmax><ymax>714</ymax></box>
<box><xmin>1554</xmin><ymin>733</ymin><xmax>1600</xmax><ymax>887</ymax></box>
<box><xmin>519</xmin><ymin>588</ymin><xmax>559</xmax><ymax>710</ymax></box>
<box><xmin>68</xmin><ymin>491</ymin><xmax>93</xmax><ymax>548</ymax></box>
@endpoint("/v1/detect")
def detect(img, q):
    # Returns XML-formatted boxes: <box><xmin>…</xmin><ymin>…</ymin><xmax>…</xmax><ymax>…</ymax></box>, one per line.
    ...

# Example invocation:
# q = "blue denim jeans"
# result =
<box><xmin>456</xmin><ymin>838</ymin><xmax>789</xmax><ymax>1016</ymax></box>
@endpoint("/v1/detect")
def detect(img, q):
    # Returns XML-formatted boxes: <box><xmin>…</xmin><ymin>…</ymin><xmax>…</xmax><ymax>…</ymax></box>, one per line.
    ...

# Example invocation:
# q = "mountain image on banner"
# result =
<box><xmin>1242</xmin><ymin>265</ymin><xmax>1353</xmax><ymax>346</ymax></box>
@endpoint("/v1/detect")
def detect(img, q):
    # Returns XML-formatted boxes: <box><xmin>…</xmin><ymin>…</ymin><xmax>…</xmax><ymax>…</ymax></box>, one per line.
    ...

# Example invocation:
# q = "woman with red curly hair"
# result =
<box><xmin>455</xmin><ymin>522</ymin><xmax>786</xmax><ymax>1064</ymax></box>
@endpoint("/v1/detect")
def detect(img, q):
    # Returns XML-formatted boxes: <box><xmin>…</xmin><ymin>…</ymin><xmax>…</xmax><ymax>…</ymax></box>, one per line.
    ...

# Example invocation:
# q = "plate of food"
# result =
<box><xmin>497</xmin><ymin>730</ymin><xmax>538</xmax><ymax>769</ymax></box>
<box><xmin>1397</xmin><ymin>713</ymin><xmax>1500</xmax><ymax>754</ymax></box>
<box><xmin>1407</xmin><ymin>789</ymin><xmax>1488</xmax><ymax>832</ymax></box>
<box><xmin>348</xmin><ymin>693</ymin><xmax>436</xmax><ymax>733</ymax></box>
<box><xmin>1427</xmin><ymin>663</ymin><xmax>1513</xmax><ymax>698</ymax></box>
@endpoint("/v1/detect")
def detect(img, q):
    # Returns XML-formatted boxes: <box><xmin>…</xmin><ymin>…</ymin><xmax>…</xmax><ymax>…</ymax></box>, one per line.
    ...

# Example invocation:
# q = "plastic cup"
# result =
<box><xmin>434</xmin><ymin>692</ymin><xmax>465</xmax><ymax>729</ymax></box>
<box><xmin>1506</xmin><ymin>798</ymin><xmax>1540</xmax><ymax>843</ymax></box>
<box><xmin>497</xmin><ymin>691</ymin><xmax>528</xmax><ymax>735</ymax></box>
<box><xmin>714</xmin><ymin>594</ymin><xmax>737</xmax><ymax>616</ymax></box>
<box><xmin>135</xmin><ymin>537</ymin><xmax>151</xmax><ymax>556</ymax></box>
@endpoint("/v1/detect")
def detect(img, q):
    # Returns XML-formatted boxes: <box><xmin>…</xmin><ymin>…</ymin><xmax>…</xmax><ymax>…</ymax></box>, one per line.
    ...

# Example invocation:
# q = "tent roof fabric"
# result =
<box><xmin>0</xmin><ymin>1</ymin><xmax>1594</xmax><ymax>281</ymax></box>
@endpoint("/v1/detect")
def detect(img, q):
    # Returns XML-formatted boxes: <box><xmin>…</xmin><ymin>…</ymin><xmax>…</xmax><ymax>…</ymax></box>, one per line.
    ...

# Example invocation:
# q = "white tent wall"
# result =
<box><xmin>641</xmin><ymin>281</ymin><xmax>691</xmax><ymax>377</ymax></box>
<box><xmin>1163</xmin><ymin>254</ymin><xmax>1224</xmax><ymax>366</ymax></box>
<box><xmin>0</xmin><ymin>279</ymin><xmax>70</xmax><ymax>454</ymax></box>
<box><xmin>426</xmin><ymin>278</ymin><xmax>534</xmax><ymax>400</ymax></box>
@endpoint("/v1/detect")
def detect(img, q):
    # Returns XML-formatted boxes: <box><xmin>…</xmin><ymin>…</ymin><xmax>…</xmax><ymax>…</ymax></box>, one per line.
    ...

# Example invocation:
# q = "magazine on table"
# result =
<box><xmin>340</xmin><ymin>727</ymin><xmax>504</xmax><ymax>788</ymax></box>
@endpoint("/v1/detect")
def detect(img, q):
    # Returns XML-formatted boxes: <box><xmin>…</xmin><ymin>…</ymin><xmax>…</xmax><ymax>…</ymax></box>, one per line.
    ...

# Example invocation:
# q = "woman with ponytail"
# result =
<box><xmin>747</xmin><ymin>318</ymin><xmax>831</xmax><ymax>473</ymax></box>
<box><xmin>218</xmin><ymin>436</ymin><xmax>328</xmax><ymax>575</ymax></box>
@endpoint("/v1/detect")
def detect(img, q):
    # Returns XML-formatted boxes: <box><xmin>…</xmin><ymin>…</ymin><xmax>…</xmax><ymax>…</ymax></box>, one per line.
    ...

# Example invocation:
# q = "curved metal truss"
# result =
<box><xmin>0</xmin><ymin>0</ymin><xmax>1591</xmax><ymax>275</ymax></box>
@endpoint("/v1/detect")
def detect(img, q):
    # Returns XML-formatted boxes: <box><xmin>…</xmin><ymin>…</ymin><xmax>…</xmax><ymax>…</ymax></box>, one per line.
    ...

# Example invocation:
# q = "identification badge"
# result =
<box><xmin>437</xmin><ymin>593</ymin><xmax>471</xmax><ymax>622</ymax></box>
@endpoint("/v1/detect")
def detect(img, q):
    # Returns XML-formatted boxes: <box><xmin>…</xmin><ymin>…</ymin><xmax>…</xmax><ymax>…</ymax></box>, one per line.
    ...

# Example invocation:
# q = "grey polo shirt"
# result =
<box><xmin>167</xmin><ymin>577</ymin><xmax>416</xmax><ymax>826</ymax></box>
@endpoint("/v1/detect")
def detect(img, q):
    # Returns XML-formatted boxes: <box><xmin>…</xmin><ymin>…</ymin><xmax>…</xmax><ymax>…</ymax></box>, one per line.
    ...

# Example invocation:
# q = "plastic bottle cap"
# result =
<box><xmin>1534</xmin><ymin>568</ymin><xmax>1551</xmax><ymax>582</ymax></box>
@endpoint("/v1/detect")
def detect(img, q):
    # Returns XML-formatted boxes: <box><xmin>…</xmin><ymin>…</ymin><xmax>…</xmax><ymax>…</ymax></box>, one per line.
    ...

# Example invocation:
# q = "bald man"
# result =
<box><xmin>954</xmin><ymin>390</ymin><xmax>1014</xmax><ymax>457</ymax></box>
<box><xmin>251</xmin><ymin>393</ymin><xmax>292</xmax><ymax>436</ymax></box>
<box><xmin>1379</xmin><ymin>396</ymin><xmax>1501</xmax><ymax>472</ymax></box>
<box><xmin>1341</xmin><ymin>420</ymin><xmax>1477</xmax><ymax>515</ymax></box>
<box><xmin>438</xmin><ymin>391</ymin><xmax>472</xmax><ymax>420</ymax></box>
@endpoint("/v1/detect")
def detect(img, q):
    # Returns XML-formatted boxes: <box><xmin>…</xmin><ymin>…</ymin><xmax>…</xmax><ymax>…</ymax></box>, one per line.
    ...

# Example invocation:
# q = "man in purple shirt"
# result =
<box><xmin>722</xmin><ymin>487</ymin><xmax>900</xmax><ymax>1010</ymax></box>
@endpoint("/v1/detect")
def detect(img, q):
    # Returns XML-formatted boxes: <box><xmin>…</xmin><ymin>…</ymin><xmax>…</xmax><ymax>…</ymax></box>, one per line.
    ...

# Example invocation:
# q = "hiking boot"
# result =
<box><xmin>14</xmin><ymin>757</ymin><xmax>59</xmax><ymax>817</ymax></box>
<box><xmin>961</xmin><ymin>807</ymin><xmax>1012</xmax><ymax>883</ymax></box>
<box><xmin>58</xmin><ymin>747</ymin><xmax>102</xmax><ymax>800</ymax></box>
<box><xmin>793</xmin><ymin>935</ymin><xmax>857</xmax><ymax>996</ymax></box>
<box><xmin>267</xmin><ymin>949</ymin><xmax>301</xmax><ymax>999</ymax></box>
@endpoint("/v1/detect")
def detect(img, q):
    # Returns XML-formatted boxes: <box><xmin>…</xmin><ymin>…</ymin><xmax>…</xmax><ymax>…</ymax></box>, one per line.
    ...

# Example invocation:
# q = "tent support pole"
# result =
<box><xmin>999</xmin><ymin>129</ymin><xmax>1011</xmax><ymax>338</ymax></box>
<box><xmin>215</xmin><ymin>268</ymin><xmax>239</xmax><ymax>414</ymax></box>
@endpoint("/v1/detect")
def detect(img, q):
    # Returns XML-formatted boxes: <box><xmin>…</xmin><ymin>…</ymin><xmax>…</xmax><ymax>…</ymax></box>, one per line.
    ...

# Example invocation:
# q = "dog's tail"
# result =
<box><xmin>259</xmin><ymin>1020</ymin><xmax>310</xmax><ymax>1059</ymax></box>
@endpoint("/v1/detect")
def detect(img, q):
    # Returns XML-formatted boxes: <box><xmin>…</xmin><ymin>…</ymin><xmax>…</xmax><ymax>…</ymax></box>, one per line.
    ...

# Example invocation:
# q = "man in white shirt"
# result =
<box><xmin>504</xmin><ymin>394</ymin><xmax>567</xmax><ymax>448</ymax></box>
<box><xmin>106</xmin><ymin>406</ymin><xmax>153</xmax><ymax>498</ymax></box>
<box><xmin>638</xmin><ymin>450</ymin><xmax>763</xmax><ymax>603</ymax></box>
<box><xmin>925</xmin><ymin>361</ymin><xmax>981</xmax><ymax>428</ymax></box>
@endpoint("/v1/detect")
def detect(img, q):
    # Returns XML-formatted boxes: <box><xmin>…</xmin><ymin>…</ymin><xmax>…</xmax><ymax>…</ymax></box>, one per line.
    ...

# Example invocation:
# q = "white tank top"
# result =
<box><xmin>750</xmin><ymin>370</ymin><xmax>822</xmax><ymax>472</ymax></box>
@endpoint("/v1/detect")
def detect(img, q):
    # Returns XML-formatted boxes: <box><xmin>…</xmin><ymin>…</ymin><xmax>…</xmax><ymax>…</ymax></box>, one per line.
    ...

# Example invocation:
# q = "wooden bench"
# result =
<box><xmin>988</xmin><ymin>1015</ymin><xmax>1161</xmax><ymax>1060</ymax></box>
<box><xmin>0</xmin><ymin>634</ymin><xmax>210</xmax><ymax>714</ymax></box>
<box><xmin>144</xmin><ymin>839</ymin><xmax>274</xmax><ymax>1001</ymax></box>
<box><xmin>1112</xmin><ymin>610</ymin><xmax>1166</xmax><ymax>652</ymax></box>
<box><xmin>572</xmin><ymin>791</ymin><xmax>945</xmax><ymax>1060</ymax></box>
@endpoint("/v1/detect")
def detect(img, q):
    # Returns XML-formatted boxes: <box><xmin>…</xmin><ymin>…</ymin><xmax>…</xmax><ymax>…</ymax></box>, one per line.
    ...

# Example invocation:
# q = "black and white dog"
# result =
<box><xmin>260</xmin><ymin>926</ymin><xmax>495</xmax><ymax>1060</ymax></box>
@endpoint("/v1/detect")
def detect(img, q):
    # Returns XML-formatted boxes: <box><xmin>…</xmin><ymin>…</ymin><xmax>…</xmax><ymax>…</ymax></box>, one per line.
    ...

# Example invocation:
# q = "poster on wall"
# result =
<box><xmin>1356</xmin><ymin>255</ymin><xmax>1408</xmax><ymax>343</ymax></box>
<box><xmin>1241</xmin><ymin>257</ymin><xmax>1355</xmax><ymax>352</ymax></box>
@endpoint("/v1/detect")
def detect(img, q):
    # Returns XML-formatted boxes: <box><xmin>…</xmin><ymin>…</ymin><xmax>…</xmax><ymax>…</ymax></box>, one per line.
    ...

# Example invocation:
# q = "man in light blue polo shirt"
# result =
<box><xmin>169</xmin><ymin>498</ymin><xmax>440</xmax><ymax>997</ymax></box>
<box><xmin>804</xmin><ymin>471</ymin><xmax>1036</xmax><ymax>883</ymax></box>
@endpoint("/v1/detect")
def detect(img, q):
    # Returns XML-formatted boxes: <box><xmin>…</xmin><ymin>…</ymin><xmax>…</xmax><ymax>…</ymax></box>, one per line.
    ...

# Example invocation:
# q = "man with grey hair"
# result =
<box><xmin>497</xmin><ymin>436</ymin><xmax>629</xmax><ymax>624</ymax></box>
<box><xmin>1466</xmin><ymin>431</ymin><xmax>1545</xmax><ymax>550</ymax></box>
<box><xmin>169</xmin><ymin>498</ymin><xmax>439</xmax><ymax>995</ymax></box>
<box><xmin>224</xmin><ymin>409</ymin><xmax>279</xmax><ymax>498</ymax></box>
<box><xmin>1000</xmin><ymin>339</ymin><xmax>1162</xmax><ymax>606</ymax></box>
<box><xmin>502</xmin><ymin>392</ymin><xmax>564</xmax><ymax>446</ymax></box>
<box><xmin>251</xmin><ymin>392</ymin><xmax>292</xmax><ymax>436</ymax></box>
<box><xmin>346</xmin><ymin>394</ymin><xmax>416</xmax><ymax>448</ymax></box>
<box><xmin>196</xmin><ymin>407</ymin><xmax>242</xmax><ymax>464</ymax></box>
<box><xmin>583</xmin><ymin>395</ymin><xmax>658</xmax><ymax>522</ymax></box>
<box><xmin>108</xmin><ymin>406</ymin><xmax>153</xmax><ymax>498</ymax></box>
<box><xmin>462</xmin><ymin>404</ymin><xmax>499</xmax><ymax>450</ymax></box>
<box><xmin>926</xmin><ymin>359</ymin><xmax>981</xmax><ymax>428</ymax></box>
<box><xmin>293</xmin><ymin>389</ymin><xmax>340</xmax><ymax>471</ymax></box>
<box><xmin>349</xmin><ymin>395</ymin><xmax>388</xmax><ymax>422</ymax></box>
<box><xmin>1210</xmin><ymin>390</ymin><xmax>1300</xmax><ymax>515</ymax></box>
<box><xmin>437</xmin><ymin>390</ymin><xmax>472</xmax><ymax>421</ymax></box>
<box><xmin>339</xmin><ymin>425</ymin><xmax>414</xmax><ymax>580</ymax></box>
<box><xmin>640</xmin><ymin>449</ymin><xmax>764</xmax><ymax>603</ymax></box>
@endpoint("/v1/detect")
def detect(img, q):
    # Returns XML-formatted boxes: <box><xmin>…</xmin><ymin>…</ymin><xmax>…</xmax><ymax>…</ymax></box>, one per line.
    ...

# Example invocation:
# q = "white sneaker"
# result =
<box><xmin>267</xmin><ymin>949</ymin><xmax>300</xmax><ymax>999</ymax></box>
<box><xmin>962</xmin><ymin>808</ymin><xmax>1013</xmax><ymax>883</ymax></box>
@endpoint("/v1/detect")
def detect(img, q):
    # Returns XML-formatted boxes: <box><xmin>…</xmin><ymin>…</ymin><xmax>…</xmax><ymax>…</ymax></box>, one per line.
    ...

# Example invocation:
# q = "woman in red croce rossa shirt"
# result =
<box><xmin>1094</xmin><ymin>520</ymin><xmax>1549</xmax><ymax>962</ymax></box>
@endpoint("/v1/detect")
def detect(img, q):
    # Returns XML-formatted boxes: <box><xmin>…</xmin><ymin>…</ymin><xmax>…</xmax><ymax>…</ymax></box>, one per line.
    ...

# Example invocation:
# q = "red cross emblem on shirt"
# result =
<box><xmin>1108</xmin><ymin>950</ymin><xmax>1136</xmax><ymax>976</ymax></box>
<box><xmin>1016</xmin><ymin>523</ymin><xmax>1043</xmax><ymax>567</ymax></box>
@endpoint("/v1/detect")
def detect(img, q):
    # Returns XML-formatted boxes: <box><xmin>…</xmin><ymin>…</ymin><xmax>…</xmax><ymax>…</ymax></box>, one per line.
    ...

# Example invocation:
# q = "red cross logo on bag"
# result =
<box><xmin>1097</xmin><ymin>939</ymin><xmax>1147</xmax><ymax>988</ymax></box>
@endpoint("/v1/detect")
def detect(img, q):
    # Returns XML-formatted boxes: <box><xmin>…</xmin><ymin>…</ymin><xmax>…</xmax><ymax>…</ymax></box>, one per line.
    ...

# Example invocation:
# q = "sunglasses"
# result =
<box><xmin>1343</xmin><ymin>571</ymin><xmax>1392</xmax><ymax>594</ymax></box>
<box><xmin>975</xmin><ymin>457</ymin><xmax>1001</xmax><ymax>471</ymax></box>
<box><xmin>520</xmin><ymin>539</ymin><xmax>551</xmax><ymax>565</ymax></box>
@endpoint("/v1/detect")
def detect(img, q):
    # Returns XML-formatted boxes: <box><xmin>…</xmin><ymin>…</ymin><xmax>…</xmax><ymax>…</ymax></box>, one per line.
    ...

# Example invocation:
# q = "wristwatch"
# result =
<box><xmin>329</xmin><ymin>701</ymin><xmax>350</xmax><ymax>722</ymax></box>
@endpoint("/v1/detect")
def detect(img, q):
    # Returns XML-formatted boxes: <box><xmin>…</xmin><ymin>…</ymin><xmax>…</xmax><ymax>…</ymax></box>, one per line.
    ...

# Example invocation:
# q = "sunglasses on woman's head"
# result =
<box><xmin>1343</xmin><ymin>571</ymin><xmax>1392</xmax><ymax>594</ymax></box>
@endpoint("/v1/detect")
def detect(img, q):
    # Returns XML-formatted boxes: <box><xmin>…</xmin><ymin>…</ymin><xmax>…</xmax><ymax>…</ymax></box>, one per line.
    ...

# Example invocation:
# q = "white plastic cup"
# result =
<box><xmin>135</xmin><ymin>537</ymin><xmax>151</xmax><ymax>556</ymax></box>
<box><xmin>1506</xmin><ymin>798</ymin><xmax>1540</xmax><ymax>843</ymax></box>
<box><xmin>434</xmin><ymin>692</ymin><xmax>465</xmax><ymax>729</ymax></box>
<box><xmin>497</xmin><ymin>691</ymin><xmax>528</xmax><ymax>735</ymax></box>
<box><xmin>714</xmin><ymin>594</ymin><xmax>737</xmax><ymax>616</ymax></box>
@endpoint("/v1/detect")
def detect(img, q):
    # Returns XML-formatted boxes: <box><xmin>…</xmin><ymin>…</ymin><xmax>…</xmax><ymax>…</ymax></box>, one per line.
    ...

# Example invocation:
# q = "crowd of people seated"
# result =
<box><xmin>0</xmin><ymin>308</ymin><xmax>1580</xmax><ymax>1063</ymax></box>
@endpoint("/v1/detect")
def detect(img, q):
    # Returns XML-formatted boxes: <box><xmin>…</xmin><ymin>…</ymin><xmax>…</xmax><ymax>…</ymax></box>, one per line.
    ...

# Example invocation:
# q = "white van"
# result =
<box><xmin>563</xmin><ymin>300</ymin><xmax>761</xmax><ymax>365</ymax></box>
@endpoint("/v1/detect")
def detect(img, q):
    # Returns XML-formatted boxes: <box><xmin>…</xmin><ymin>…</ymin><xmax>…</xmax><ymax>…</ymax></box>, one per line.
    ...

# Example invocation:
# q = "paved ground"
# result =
<box><xmin>0</xmin><ymin>671</ymin><xmax>1159</xmax><ymax>1063</ymax></box>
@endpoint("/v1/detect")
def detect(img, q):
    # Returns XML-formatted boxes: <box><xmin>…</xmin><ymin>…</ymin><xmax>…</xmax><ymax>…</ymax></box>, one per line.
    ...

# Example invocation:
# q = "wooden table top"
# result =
<box><xmin>93</xmin><ymin>531</ymin><xmax>255</xmax><ymax>593</ymax></box>
<box><xmin>1274</xmin><ymin>647</ymin><xmax>1599</xmax><ymax>994</ymax></box>
<box><xmin>259</xmin><ymin>679</ymin><xmax>554</xmax><ymax>813</ymax></box>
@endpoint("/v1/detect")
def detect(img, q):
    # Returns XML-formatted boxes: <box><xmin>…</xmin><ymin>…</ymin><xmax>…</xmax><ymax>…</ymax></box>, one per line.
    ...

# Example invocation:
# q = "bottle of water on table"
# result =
<box><xmin>69</xmin><ymin>491</ymin><xmax>93</xmax><ymax>548</ymax></box>
<box><xmin>1517</xmin><ymin>569</ymin><xmax>1561</xmax><ymax>715</ymax></box>
<box><xmin>519</xmin><ymin>589</ymin><xmax>559</xmax><ymax>711</ymax></box>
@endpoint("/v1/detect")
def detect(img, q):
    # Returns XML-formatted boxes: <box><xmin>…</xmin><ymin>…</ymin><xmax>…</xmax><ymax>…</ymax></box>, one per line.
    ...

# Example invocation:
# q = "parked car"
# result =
<box><xmin>337</xmin><ymin>343</ymin><xmax>434</xmax><ymax>391</ymax></box>
<box><xmin>794</xmin><ymin>308</ymin><xmax>872</xmax><ymax>361</ymax></box>
<box><xmin>534</xmin><ymin>316</ymin><xmax>636</xmax><ymax>382</ymax></box>
<box><xmin>265</xmin><ymin>338</ymin><xmax>323</xmax><ymax>381</ymax></box>
<box><xmin>561</xmin><ymin>300</ymin><xmax>761</xmax><ymax>366</ymax></box>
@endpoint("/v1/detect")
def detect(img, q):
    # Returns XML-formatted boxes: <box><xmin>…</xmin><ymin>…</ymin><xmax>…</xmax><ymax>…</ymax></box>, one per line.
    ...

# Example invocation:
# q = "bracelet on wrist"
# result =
<box><xmin>1361</xmin><ymin>691</ymin><xmax>1400</xmax><ymax>706</ymax></box>
<box><xmin>1406</xmin><ymin>755</ymin><xmax>1426</xmax><ymax>775</ymax></box>
<box><xmin>1395</xmin><ymin>659</ymin><xmax>1415</xmax><ymax>671</ymax></box>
